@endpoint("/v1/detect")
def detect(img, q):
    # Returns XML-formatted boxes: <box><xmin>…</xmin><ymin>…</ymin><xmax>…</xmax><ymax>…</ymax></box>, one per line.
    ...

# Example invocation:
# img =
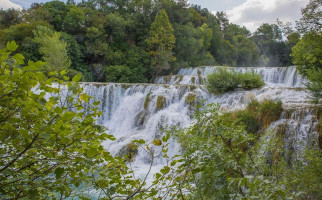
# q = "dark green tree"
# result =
<box><xmin>146</xmin><ymin>9</ymin><xmax>176</xmax><ymax>76</ymax></box>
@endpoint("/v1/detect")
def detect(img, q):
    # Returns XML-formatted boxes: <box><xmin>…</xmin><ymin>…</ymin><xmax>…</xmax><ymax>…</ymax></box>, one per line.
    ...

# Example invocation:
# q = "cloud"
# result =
<box><xmin>224</xmin><ymin>0</ymin><xmax>309</xmax><ymax>32</ymax></box>
<box><xmin>0</xmin><ymin>0</ymin><xmax>22</xmax><ymax>10</ymax></box>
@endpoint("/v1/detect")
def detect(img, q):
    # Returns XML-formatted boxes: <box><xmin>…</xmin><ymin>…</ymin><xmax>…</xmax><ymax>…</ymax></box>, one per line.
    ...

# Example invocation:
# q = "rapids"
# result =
<box><xmin>81</xmin><ymin>66</ymin><xmax>319</xmax><ymax>182</ymax></box>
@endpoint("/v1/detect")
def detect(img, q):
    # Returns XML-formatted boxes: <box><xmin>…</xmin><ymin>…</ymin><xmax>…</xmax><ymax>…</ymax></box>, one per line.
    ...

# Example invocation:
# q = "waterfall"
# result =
<box><xmin>80</xmin><ymin>66</ymin><xmax>319</xmax><ymax>182</ymax></box>
<box><xmin>155</xmin><ymin>66</ymin><xmax>306</xmax><ymax>87</ymax></box>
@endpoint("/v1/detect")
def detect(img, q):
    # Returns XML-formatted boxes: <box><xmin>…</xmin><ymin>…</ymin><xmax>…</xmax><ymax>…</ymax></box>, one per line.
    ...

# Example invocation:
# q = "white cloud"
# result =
<box><xmin>224</xmin><ymin>0</ymin><xmax>309</xmax><ymax>32</ymax></box>
<box><xmin>0</xmin><ymin>0</ymin><xmax>22</xmax><ymax>10</ymax></box>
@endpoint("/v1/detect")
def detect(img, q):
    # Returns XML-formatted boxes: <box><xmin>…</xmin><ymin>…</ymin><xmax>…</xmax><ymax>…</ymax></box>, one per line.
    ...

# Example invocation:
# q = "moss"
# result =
<box><xmin>189</xmin><ymin>85</ymin><xmax>197</xmax><ymax>91</ymax></box>
<box><xmin>197</xmin><ymin>69</ymin><xmax>203</xmax><ymax>84</ymax></box>
<box><xmin>134</xmin><ymin>111</ymin><xmax>147</xmax><ymax>127</ymax></box>
<box><xmin>174</xmin><ymin>75</ymin><xmax>183</xmax><ymax>83</ymax></box>
<box><xmin>191</xmin><ymin>77</ymin><xmax>196</xmax><ymax>84</ymax></box>
<box><xmin>156</xmin><ymin>95</ymin><xmax>166</xmax><ymax>111</ymax></box>
<box><xmin>144</xmin><ymin>92</ymin><xmax>151</xmax><ymax>110</ymax></box>
<box><xmin>164</xmin><ymin>75</ymin><xmax>172</xmax><ymax>83</ymax></box>
<box><xmin>121</xmin><ymin>84</ymin><xmax>132</xmax><ymax>90</ymax></box>
<box><xmin>197</xmin><ymin>69</ymin><xmax>201</xmax><ymax>76</ymax></box>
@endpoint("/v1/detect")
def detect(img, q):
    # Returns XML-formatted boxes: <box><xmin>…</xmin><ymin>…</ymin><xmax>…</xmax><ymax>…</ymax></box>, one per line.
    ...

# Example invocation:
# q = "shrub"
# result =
<box><xmin>256</xmin><ymin>99</ymin><xmax>283</xmax><ymax>127</ymax></box>
<box><xmin>206</xmin><ymin>67</ymin><xmax>240</xmax><ymax>94</ymax></box>
<box><xmin>230</xmin><ymin>99</ymin><xmax>283</xmax><ymax>134</ymax></box>
<box><xmin>239</xmin><ymin>71</ymin><xmax>265</xmax><ymax>89</ymax></box>
<box><xmin>206</xmin><ymin>68</ymin><xmax>265</xmax><ymax>95</ymax></box>
<box><xmin>233</xmin><ymin>110</ymin><xmax>261</xmax><ymax>134</ymax></box>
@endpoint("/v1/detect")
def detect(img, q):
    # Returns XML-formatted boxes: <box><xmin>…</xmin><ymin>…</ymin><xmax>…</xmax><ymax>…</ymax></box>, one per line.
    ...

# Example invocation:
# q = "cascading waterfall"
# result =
<box><xmin>81</xmin><ymin>66</ymin><xmax>319</xmax><ymax>182</ymax></box>
<box><xmin>155</xmin><ymin>66</ymin><xmax>306</xmax><ymax>87</ymax></box>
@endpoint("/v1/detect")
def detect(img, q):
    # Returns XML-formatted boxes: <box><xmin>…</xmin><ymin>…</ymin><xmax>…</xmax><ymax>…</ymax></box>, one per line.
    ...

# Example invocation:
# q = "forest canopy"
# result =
<box><xmin>0</xmin><ymin>0</ymin><xmax>298</xmax><ymax>83</ymax></box>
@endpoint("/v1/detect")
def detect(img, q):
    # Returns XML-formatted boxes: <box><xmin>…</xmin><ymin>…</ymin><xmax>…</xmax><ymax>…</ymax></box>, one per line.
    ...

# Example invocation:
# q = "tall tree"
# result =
<box><xmin>33</xmin><ymin>26</ymin><xmax>71</xmax><ymax>75</ymax></box>
<box><xmin>146</xmin><ymin>9</ymin><xmax>176</xmax><ymax>76</ymax></box>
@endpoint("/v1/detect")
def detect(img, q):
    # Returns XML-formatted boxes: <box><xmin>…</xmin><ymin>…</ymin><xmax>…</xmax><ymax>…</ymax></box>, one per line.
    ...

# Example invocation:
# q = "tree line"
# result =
<box><xmin>0</xmin><ymin>0</ymin><xmax>299</xmax><ymax>83</ymax></box>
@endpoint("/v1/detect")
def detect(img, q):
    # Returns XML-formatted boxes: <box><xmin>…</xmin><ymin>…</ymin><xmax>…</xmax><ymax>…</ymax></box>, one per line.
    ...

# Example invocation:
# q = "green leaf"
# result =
<box><xmin>132</xmin><ymin>139</ymin><xmax>145</xmax><ymax>144</ymax></box>
<box><xmin>72</xmin><ymin>74</ymin><xmax>82</xmax><ymax>82</ymax></box>
<box><xmin>55</xmin><ymin>167</ymin><xmax>64</xmax><ymax>179</ymax></box>
<box><xmin>87</xmin><ymin>147</ymin><xmax>98</xmax><ymax>157</ymax></box>
<box><xmin>6</xmin><ymin>41</ymin><xmax>18</xmax><ymax>51</ymax></box>
<box><xmin>153</xmin><ymin>139</ymin><xmax>162</xmax><ymax>146</ymax></box>
<box><xmin>160</xmin><ymin>166</ymin><xmax>170</xmax><ymax>175</ymax></box>
<box><xmin>60</xmin><ymin>70</ymin><xmax>67</xmax><ymax>75</ymax></box>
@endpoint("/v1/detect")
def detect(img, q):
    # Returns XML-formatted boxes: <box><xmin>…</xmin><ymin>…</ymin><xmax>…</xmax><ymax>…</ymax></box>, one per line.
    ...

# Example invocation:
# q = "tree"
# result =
<box><xmin>176</xmin><ymin>103</ymin><xmax>322</xmax><ymax>199</ymax></box>
<box><xmin>234</xmin><ymin>35</ymin><xmax>260</xmax><ymax>67</ymax></box>
<box><xmin>296</xmin><ymin>0</ymin><xmax>322</xmax><ymax>33</ymax></box>
<box><xmin>33</xmin><ymin>26</ymin><xmax>71</xmax><ymax>75</ymax></box>
<box><xmin>292</xmin><ymin>32</ymin><xmax>322</xmax><ymax>101</ymax></box>
<box><xmin>0</xmin><ymin>41</ymin><xmax>112</xmax><ymax>199</ymax></box>
<box><xmin>62</xmin><ymin>5</ymin><xmax>85</xmax><ymax>35</ymax></box>
<box><xmin>292</xmin><ymin>0</ymin><xmax>322</xmax><ymax>101</ymax></box>
<box><xmin>0</xmin><ymin>41</ymin><xmax>187</xmax><ymax>199</ymax></box>
<box><xmin>146</xmin><ymin>9</ymin><xmax>176</xmax><ymax>76</ymax></box>
<box><xmin>0</xmin><ymin>8</ymin><xmax>22</xmax><ymax>29</ymax></box>
<box><xmin>43</xmin><ymin>1</ymin><xmax>69</xmax><ymax>30</ymax></box>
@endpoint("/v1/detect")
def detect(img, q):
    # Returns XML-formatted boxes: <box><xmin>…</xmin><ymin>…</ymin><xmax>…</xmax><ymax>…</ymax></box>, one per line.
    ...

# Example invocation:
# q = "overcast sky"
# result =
<box><xmin>1</xmin><ymin>0</ymin><xmax>310</xmax><ymax>32</ymax></box>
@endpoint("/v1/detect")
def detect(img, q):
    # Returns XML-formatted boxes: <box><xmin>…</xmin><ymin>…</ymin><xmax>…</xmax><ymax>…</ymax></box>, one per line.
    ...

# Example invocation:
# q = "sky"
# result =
<box><xmin>1</xmin><ymin>0</ymin><xmax>310</xmax><ymax>32</ymax></box>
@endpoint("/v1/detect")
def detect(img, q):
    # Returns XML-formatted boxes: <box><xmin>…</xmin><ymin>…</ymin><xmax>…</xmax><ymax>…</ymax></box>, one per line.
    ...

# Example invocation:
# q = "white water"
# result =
<box><xmin>155</xmin><ymin>66</ymin><xmax>306</xmax><ymax>87</ymax></box>
<box><xmin>80</xmin><ymin>66</ymin><xmax>318</xmax><ymax>186</ymax></box>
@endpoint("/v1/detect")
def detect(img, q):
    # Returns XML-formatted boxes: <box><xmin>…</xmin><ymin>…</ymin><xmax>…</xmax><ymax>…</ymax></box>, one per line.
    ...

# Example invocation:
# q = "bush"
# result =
<box><xmin>206</xmin><ymin>67</ymin><xmax>240</xmax><ymax>94</ymax></box>
<box><xmin>255</xmin><ymin>99</ymin><xmax>283</xmax><ymax>127</ymax></box>
<box><xmin>206</xmin><ymin>68</ymin><xmax>264</xmax><ymax>94</ymax></box>
<box><xmin>230</xmin><ymin>99</ymin><xmax>283</xmax><ymax>134</ymax></box>
<box><xmin>233</xmin><ymin>110</ymin><xmax>261</xmax><ymax>134</ymax></box>
<box><xmin>239</xmin><ymin>71</ymin><xmax>265</xmax><ymax>89</ymax></box>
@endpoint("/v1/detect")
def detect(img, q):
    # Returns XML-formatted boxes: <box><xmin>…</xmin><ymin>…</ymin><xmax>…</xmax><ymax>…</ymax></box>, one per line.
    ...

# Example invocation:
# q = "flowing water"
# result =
<box><xmin>80</xmin><ymin>66</ymin><xmax>319</xmax><ymax>183</ymax></box>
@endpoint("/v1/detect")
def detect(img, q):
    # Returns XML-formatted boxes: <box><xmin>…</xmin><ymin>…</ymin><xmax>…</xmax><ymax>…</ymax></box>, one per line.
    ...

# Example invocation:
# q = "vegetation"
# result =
<box><xmin>206</xmin><ymin>68</ymin><xmax>240</xmax><ymax>94</ymax></box>
<box><xmin>239</xmin><ymin>71</ymin><xmax>265</xmax><ymax>90</ymax></box>
<box><xmin>0</xmin><ymin>0</ymin><xmax>299</xmax><ymax>83</ymax></box>
<box><xmin>230</xmin><ymin>99</ymin><xmax>283</xmax><ymax>134</ymax></box>
<box><xmin>146</xmin><ymin>9</ymin><xmax>176</xmax><ymax>77</ymax></box>
<box><xmin>206</xmin><ymin>68</ymin><xmax>264</xmax><ymax>94</ymax></box>
<box><xmin>176</xmin><ymin>104</ymin><xmax>322</xmax><ymax>200</ymax></box>
<box><xmin>0</xmin><ymin>42</ymin><xmax>188</xmax><ymax>199</ymax></box>
<box><xmin>291</xmin><ymin>0</ymin><xmax>322</xmax><ymax>102</ymax></box>
<box><xmin>1</xmin><ymin>0</ymin><xmax>321</xmax><ymax>199</ymax></box>
<box><xmin>156</xmin><ymin>95</ymin><xmax>167</xmax><ymax>111</ymax></box>
<box><xmin>292</xmin><ymin>32</ymin><xmax>322</xmax><ymax>101</ymax></box>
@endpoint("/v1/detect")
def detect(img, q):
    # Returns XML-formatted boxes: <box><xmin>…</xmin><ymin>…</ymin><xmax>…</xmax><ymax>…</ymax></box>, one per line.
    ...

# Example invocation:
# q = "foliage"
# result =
<box><xmin>146</xmin><ymin>9</ymin><xmax>176</xmax><ymax>76</ymax></box>
<box><xmin>206</xmin><ymin>67</ymin><xmax>240</xmax><ymax>94</ymax></box>
<box><xmin>206</xmin><ymin>68</ymin><xmax>264</xmax><ymax>94</ymax></box>
<box><xmin>0</xmin><ymin>41</ymin><xmax>110</xmax><ymax>198</ymax></box>
<box><xmin>231</xmin><ymin>99</ymin><xmax>283</xmax><ymax>134</ymax></box>
<box><xmin>176</xmin><ymin>103</ymin><xmax>322</xmax><ymax>199</ymax></box>
<box><xmin>292</xmin><ymin>32</ymin><xmax>322</xmax><ymax>101</ymax></box>
<box><xmin>239</xmin><ymin>71</ymin><xmax>265</xmax><ymax>89</ymax></box>
<box><xmin>296</xmin><ymin>0</ymin><xmax>322</xmax><ymax>33</ymax></box>
<box><xmin>0</xmin><ymin>41</ymin><xmax>188</xmax><ymax>199</ymax></box>
<box><xmin>33</xmin><ymin>26</ymin><xmax>71</xmax><ymax>76</ymax></box>
<box><xmin>62</xmin><ymin>5</ymin><xmax>85</xmax><ymax>34</ymax></box>
<box><xmin>0</xmin><ymin>0</ymin><xmax>299</xmax><ymax>82</ymax></box>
